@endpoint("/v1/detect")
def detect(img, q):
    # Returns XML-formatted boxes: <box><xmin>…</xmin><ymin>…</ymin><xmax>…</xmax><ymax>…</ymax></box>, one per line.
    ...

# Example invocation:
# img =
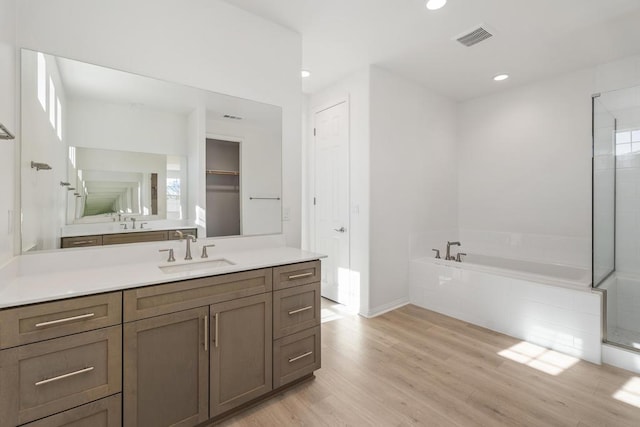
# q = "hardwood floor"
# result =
<box><xmin>217</xmin><ymin>300</ymin><xmax>640</xmax><ymax>426</ymax></box>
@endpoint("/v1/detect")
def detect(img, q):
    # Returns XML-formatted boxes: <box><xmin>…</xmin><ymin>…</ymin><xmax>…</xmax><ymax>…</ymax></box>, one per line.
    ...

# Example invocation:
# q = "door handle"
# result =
<box><xmin>334</xmin><ymin>227</ymin><xmax>346</xmax><ymax>233</ymax></box>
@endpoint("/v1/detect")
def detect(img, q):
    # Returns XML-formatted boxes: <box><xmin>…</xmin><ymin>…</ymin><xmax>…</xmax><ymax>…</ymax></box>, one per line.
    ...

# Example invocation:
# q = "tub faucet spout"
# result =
<box><xmin>446</xmin><ymin>241</ymin><xmax>461</xmax><ymax>261</ymax></box>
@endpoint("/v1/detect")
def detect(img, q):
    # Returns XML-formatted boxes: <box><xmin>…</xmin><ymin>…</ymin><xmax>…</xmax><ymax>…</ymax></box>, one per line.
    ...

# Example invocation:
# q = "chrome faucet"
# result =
<box><xmin>175</xmin><ymin>230</ymin><xmax>197</xmax><ymax>260</ymax></box>
<box><xmin>130</xmin><ymin>217</ymin><xmax>137</xmax><ymax>229</ymax></box>
<box><xmin>446</xmin><ymin>241</ymin><xmax>461</xmax><ymax>261</ymax></box>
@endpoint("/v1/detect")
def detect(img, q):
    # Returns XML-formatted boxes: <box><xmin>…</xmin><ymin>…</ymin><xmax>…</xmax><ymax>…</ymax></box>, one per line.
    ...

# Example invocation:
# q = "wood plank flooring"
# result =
<box><xmin>217</xmin><ymin>300</ymin><xmax>640</xmax><ymax>426</ymax></box>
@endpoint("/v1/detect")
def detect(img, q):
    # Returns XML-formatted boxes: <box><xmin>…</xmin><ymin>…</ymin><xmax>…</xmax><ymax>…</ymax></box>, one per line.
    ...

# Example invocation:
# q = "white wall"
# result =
<box><xmin>369</xmin><ymin>67</ymin><xmax>458</xmax><ymax>315</ymax></box>
<box><xmin>308</xmin><ymin>67</ymin><xmax>371</xmax><ymax>315</ymax></box>
<box><xmin>0</xmin><ymin>0</ymin><xmax>16</xmax><ymax>264</ymax></box>
<box><xmin>458</xmin><ymin>69</ymin><xmax>594</xmax><ymax>267</ymax></box>
<box><xmin>21</xmin><ymin>51</ymin><xmax>68</xmax><ymax>251</ymax></box>
<box><xmin>15</xmin><ymin>0</ymin><xmax>302</xmax><ymax>247</ymax></box>
<box><xmin>67</xmin><ymin>99</ymin><xmax>189</xmax><ymax>156</ymax></box>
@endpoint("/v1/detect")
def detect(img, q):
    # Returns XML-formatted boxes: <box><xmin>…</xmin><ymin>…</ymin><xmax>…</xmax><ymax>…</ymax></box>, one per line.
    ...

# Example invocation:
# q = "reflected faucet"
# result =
<box><xmin>446</xmin><ymin>241</ymin><xmax>461</xmax><ymax>261</ymax></box>
<box><xmin>175</xmin><ymin>230</ymin><xmax>197</xmax><ymax>260</ymax></box>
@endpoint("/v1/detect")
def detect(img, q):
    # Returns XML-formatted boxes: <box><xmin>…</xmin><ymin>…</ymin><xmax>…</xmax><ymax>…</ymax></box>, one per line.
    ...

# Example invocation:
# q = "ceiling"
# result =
<box><xmin>222</xmin><ymin>0</ymin><xmax>640</xmax><ymax>100</ymax></box>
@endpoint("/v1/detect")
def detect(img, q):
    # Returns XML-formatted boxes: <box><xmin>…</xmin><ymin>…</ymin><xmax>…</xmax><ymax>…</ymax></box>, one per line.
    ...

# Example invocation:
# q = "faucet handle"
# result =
<box><xmin>120</xmin><ymin>223</ymin><xmax>128</xmax><ymax>230</ymax></box>
<box><xmin>456</xmin><ymin>253</ymin><xmax>467</xmax><ymax>263</ymax></box>
<box><xmin>201</xmin><ymin>244</ymin><xmax>216</xmax><ymax>258</ymax></box>
<box><xmin>159</xmin><ymin>248</ymin><xmax>176</xmax><ymax>262</ymax></box>
<box><xmin>432</xmin><ymin>249</ymin><xmax>441</xmax><ymax>259</ymax></box>
<box><xmin>140</xmin><ymin>222</ymin><xmax>148</xmax><ymax>229</ymax></box>
<box><xmin>174</xmin><ymin>230</ymin><xmax>184</xmax><ymax>239</ymax></box>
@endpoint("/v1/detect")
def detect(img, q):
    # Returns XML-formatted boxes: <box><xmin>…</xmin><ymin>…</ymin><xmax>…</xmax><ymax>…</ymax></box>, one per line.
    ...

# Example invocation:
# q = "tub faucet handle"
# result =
<box><xmin>456</xmin><ymin>253</ymin><xmax>467</xmax><ymax>263</ymax></box>
<box><xmin>432</xmin><ymin>249</ymin><xmax>441</xmax><ymax>259</ymax></box>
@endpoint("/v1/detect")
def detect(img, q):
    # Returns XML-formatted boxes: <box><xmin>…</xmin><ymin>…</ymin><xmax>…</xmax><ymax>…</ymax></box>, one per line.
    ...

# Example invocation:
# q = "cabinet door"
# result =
<box><xmin>124</xmin><ymin>307</ymin><xmax>209</xmax><ymax>427</ymax></box>
<box><xmin>210</xmin><ymin>293</ymin><xmax>272</xmax><ymax>416</ymax></box>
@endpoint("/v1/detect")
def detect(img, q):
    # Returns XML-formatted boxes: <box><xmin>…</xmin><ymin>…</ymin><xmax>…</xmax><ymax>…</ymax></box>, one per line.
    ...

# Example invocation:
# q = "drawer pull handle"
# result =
<box><xmin>288</xmin><ymin>306</ymin><xmax>313</xmax><ymax>315</ymax></box>
<box><xmin>35</xmin><ymin>366</ymin><xmax>94</xmax><ymax>386</ymax></box>
<box><xmin>72</xmin><ymin>240</ymin><xmax>95</xmax><ymax>245</ymax></box>
<box><xmin>204</xmin><ymin>315</ymin><xmax>208</xmax><ymax>352</ymax></box>
<box><xmin>288</xmin><ymin>351</ymin><xmax>313</xmax><ymax>363</ymax></box>
<box><xmin>35</xmin><ymin>313</ymin><xmax>95</xmax><ymax>328</ymax></box>
<box><xmin>288</xmin><ymin>272</ymin><xmax>313</xmax><ymax>280</ymax></box>
<box><xmin>214</xmin><ymin>314</ymin><xmax>219</xmax><ymax>348</ymax></box>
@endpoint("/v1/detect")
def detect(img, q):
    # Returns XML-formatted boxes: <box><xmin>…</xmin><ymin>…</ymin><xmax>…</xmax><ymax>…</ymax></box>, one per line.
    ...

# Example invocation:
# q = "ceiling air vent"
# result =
<box><xmin>455</xmin><ymin>25</ymin><xmax>493</xmax><ymax>47</ymax></box>
<box><xmin>223</xmin><ymin>114</ymin><xmax>243</xmax><ymax>120</ymax></box>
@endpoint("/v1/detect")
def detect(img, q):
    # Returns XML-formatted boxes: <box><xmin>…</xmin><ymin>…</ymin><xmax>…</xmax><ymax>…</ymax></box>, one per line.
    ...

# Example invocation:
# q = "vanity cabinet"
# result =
<box><xmin>210</xmin><ymin>293</ymin><xmax>272</xmax><ymax>416</ymax></box>
<box><xmin>60</xmin><ymin>228</ymin><xmax>197</xmax><ymax>249</ymax></box>
<box><xmin>20</xmin><ymin>394</ymin><xmax>122</xmax><ymax>427</ymax></box>
<box><xmin>272</xmin><ymin>261</ymin><xmax>322</xmax><ymax>388</ymax></box>
<box><xmin>60</xmin><ymin>235</ymin><xmax>103</xmax><ymax>248</ymax></box>
<box><xmin>123</xmin><ymin>307</ymin><xmax>209</xmax><ymax>427</ymax></box>
<box><xmin>0</xmin><ymin>326</ymin><xmax>122</xmax><ymax>426</ymax></box>
<box><xmin>0</xmin><ymin>259</ymin><xmax>320</xmax><ymax>427</ymax></box>
<box><xmin>123</xmin><ymin>269</ymin><xmax>274</xmax><ymax>425</ymax></box>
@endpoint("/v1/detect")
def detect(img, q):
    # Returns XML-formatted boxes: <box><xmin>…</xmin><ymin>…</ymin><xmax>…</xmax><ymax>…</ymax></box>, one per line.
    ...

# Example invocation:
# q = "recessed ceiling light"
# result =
<box><xmin>301</xmin><ymin>70</ymin><xmax>311</xmax><ymax>78</ymax></box>
<box><xmin>493</xmin><ymin>74</ymin><xmax>509</xmax><ymax>81</ymax></box>
<box><xmin>426</xmin><ymin>0</ymin><xmax>447</xmax><ymax>11</ymax></box>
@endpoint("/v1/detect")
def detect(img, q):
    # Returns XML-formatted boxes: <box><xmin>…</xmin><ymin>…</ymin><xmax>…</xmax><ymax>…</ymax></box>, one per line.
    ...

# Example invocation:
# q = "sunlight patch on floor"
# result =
<box><xmin>613</xmin><ymin>377</ymin><xmax>640</xmax><ymax>408</ymax></box>
<box><xmin>498</xmin><ymin>341</ymin><xmax>579</xmax><ymax>375</ymax></box>
<box><xmin>321</xmin><ymin>308</ymin><xmax>344</xmax><ymax>323</ymax></box>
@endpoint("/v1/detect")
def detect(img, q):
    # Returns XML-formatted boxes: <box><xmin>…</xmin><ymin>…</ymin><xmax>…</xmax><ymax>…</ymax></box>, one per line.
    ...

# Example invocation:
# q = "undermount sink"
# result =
<box><xmin>159</xmin><ymin>258</ymin><xmax>235</xmax><ymax>274</ymax></box>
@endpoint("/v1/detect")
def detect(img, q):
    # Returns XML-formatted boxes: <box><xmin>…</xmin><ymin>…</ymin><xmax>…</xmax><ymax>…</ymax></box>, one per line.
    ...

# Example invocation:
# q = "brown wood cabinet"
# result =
<box><xmin>60</xmin><ymin>235</ymin><xmax>103</xmax><ymax>248</ymax></box>
<box><xmin>20</xmin><ymin>394</ymin><xmax>121</xmax><ymax>427</ymax></box>
<box><xmin>0</xmin><ymin>326</ymin><xmax>122</xmax><ymax>426</ymax></box>
<box><xmin>271</xmin><ymin>261</ymin><xmax>321</xmax><ymax>388</ymax></box>
<box><xmin>210</xmin><ymin>293</ymin><xmax>273</xmax><ymax>416</ymax></box>
<box><xmin>123</xmin><ymin>307</ymin><xmax>209</xmax><ymax>427</ymax></box>
<box><xmin>60</xmin><ymin>228</ymin><xmax>197</xmax><ymax>249</ymax></box>
<box><xmin>0</xmin><ymin>292</ymin><xmax>122</xmax><ymax>350</ymax></box>
<box><xmin>0</xmin><ymin>260</ymin><xmax>321</xmax><ymax>427</ymax></box>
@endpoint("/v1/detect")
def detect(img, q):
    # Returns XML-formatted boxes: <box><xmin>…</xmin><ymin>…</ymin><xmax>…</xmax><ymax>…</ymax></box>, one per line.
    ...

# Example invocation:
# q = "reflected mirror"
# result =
<box><xmin>21</xmin><ymin>49</ymin><xmax>282</xmax><ymax>252</ymax></box>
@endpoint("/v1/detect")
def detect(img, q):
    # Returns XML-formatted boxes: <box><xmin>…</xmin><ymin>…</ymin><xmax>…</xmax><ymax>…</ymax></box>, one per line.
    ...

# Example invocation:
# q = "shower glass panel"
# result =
<box><xmin>593</xmin><ymin>86</ymin><xmax>640</xmax><ymax>350</ymax></box>
<box><xmin>593</xmin><ymin>96</ymin><xmax>615</xmax><ymax>286</ymax></box>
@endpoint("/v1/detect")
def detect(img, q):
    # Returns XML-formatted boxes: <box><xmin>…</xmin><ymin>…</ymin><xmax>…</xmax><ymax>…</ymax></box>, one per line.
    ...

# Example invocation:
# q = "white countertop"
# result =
<box><xmin>0</xmin><ymin>235</ymin><xmax>325</xmax><ymax>309</ymax></box>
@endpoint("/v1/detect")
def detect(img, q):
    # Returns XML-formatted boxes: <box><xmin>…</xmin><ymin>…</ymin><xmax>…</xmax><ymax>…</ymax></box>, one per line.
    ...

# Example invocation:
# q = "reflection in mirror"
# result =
<box><xmin>21</xmin><ymin>49</ymin><xmax>282</xmax><ymax>252</ymax></box>
<box><xmin>68</xmin><ymin>147</ymin><xmax>187</xmax><ymax>223</ymax></box>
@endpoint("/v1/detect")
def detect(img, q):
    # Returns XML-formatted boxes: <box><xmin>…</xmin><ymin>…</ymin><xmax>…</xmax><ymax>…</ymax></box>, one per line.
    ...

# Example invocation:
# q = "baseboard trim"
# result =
<box><xmin>362</xmin><ymin>298</ymin><xmax>410</xmax><ymax>318</ymax></box>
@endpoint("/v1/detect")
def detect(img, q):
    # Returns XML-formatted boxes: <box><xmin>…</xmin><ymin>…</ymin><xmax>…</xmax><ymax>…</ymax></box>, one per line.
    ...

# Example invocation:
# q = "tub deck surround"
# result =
<box><xmin>430</xmin><ymin>253</ymin><xmax>591</xmax><ymax>290</ymax></box>
<box><xmin>0</xmin><ymin>235</ymin><xmax>325</xmax><ymax>309</ymax></box>
<box><xmin>410</xmin><ymin>255</ymin><xmax>602</xmax><ymax>364</ymax></box>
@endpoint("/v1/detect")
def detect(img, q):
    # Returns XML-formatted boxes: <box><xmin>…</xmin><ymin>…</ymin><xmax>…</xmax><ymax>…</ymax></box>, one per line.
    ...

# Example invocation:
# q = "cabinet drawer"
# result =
<box><xmin>102</xmin><ymin>231</ymin><xmax>168</xmax><ymax>245</ymax></box>
<box><xmin>21</xmin><ymin>394</ymin><xmax>121</xmax><ymax>427</ymax></box>
<box><xmin>0</xmin><ymin>326</ymin><xmax>122</xmax><ymax>426</ymax></box>
<box><xmin>273</xmin><ymin>325</ymin><xmax>321</xmax><ymax>388</ymax></box>
<box><xmin>273</xmin><ymin>283</ymin><xmax>320</xmax><ymax>339</ymax></box>
<box><xmin>0</xmin><ymin>293</ymin><xmax>122</xmax><ymax>350</ymax></box>
<box><xmin>273</xmin><ymin>261</ymin><xmax>321</xmax><ymax>291</ymax></box>
<box><xmin>123</xmin><ymin>268</ymin><xmax>272</xmax><ymax>321</ymax></box>
<box><xmin>61</xmin><ymin>236</ymin><xmax>103</xmax><ymax>249</ymax></box>
<box><xmin>167</xmin><ymin>228</ymin><xmax>197</xmax><ymax>240</ymax></box>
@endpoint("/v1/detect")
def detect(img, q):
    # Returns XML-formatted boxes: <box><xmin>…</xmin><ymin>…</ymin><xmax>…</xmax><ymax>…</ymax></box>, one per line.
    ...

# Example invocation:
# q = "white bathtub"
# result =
<box><xmin>439</xmin><ymin>253</ymin><xmax>591</xmax><ymax>290</ymax></box>
<box><xmin>410</xmin><ymin>254</ymin><xmax>602</xmax><ymax>363</ymax></box>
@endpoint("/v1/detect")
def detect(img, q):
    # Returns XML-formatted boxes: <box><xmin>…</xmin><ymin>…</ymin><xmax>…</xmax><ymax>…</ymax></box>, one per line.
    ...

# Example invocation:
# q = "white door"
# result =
<box><xmin>314</xmin><ymin>101</ymin><xmax>351</xmax><ymax>306</ymax></box>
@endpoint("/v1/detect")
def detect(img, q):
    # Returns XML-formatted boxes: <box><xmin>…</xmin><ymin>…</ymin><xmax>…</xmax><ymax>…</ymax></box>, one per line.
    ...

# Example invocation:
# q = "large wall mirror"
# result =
<box><xmin>21</xmin><ymin>49</ymin><xmax>282</xmax><ymax>253</ymax></box>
